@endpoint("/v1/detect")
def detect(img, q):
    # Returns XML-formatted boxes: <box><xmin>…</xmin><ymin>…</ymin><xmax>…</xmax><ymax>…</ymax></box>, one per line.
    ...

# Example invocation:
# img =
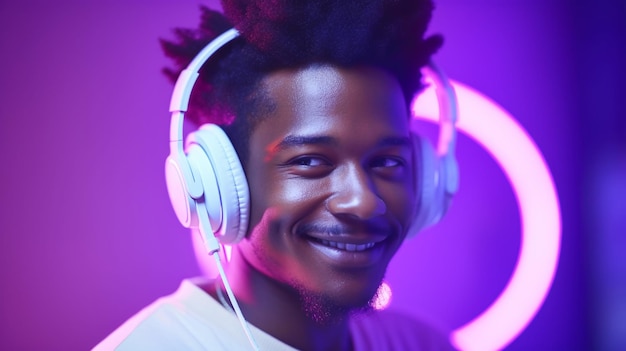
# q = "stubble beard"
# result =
<box><xmin>291</xmin><ymin>280</ymin><xmax>381</xmax><ymax>326</ymax></box>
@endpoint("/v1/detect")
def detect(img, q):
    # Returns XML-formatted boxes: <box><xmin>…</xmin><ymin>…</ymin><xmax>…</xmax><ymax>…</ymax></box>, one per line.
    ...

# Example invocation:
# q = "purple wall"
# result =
<box><xmin>1</xmin><ymin>0</ymin><xmax>622</xmax><ymax>349</ymax></box>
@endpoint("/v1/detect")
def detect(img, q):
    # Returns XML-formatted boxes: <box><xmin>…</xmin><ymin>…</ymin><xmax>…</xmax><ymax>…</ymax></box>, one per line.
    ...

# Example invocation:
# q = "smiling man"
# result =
<box><xmin>241</xmin><ymin>66</ymin><xmax>416</xmax><ymax>325</ymax></box>
<box><xmin>226</xmin><ymin>66</ymin><xmax>417</xmax><ymax>349</ymax></box>
<box><xmin>95</xmin><ymin>1</ymin><xmax>454</xmax><ymax>350</ymax></box>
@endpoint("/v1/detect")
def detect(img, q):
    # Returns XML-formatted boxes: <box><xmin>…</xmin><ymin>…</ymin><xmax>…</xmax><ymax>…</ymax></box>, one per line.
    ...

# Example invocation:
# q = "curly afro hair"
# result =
<box><xmin>161</xmin><ymin>0</ymin><xmax>443</xmax><ymax>163</ymax></box>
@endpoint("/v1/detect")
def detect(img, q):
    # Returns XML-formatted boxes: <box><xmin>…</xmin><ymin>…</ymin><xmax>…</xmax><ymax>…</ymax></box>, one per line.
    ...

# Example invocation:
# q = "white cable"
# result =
<box><xmin>196</xmin><ymin>201</ymin><xmax>260</xmax><ymax>351</ymax></box>
<box><xmin>211</xmin><ymin>251</ymin><xmax>261</xmax><ymax>351</ymax></box>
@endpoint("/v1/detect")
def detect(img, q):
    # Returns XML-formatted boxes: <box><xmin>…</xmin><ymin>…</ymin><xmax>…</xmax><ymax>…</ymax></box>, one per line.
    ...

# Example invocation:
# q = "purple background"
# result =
<box><xmin>1</xmin><ymin>0</ymin><xmax>624</xmax><ymax>350</ymax></box>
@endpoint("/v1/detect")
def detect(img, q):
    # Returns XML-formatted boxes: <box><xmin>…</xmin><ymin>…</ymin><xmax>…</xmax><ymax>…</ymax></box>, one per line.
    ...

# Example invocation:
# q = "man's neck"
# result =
<box><xmin>214</xmin><ymin>249</ymin><xmax>354</xmax><ymax>351</ymax></box>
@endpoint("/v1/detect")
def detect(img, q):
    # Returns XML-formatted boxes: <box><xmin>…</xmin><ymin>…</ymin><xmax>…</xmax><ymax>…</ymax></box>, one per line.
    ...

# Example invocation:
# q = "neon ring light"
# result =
<box><xmin>412</xmin><ymin>79</ymin><xmax>562</xmax><ymax>351</ymax></box>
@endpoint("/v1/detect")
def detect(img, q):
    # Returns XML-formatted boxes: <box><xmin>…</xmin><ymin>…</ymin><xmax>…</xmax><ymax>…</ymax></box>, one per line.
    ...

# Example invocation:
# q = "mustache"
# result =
<box><xmin>296</xmin><ymin>222</ymin><xmax>391</xmax><ymax>236</ymax></box>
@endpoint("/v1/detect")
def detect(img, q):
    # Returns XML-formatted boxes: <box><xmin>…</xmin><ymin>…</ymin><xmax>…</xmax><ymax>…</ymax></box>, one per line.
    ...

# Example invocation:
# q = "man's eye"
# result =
<box><xmin>370</xmin><ymin>157</ymin><xmax>402</xmax><ymax>168</ymax></box>
<box><xmin>284</xmin><ymin>156</ymin><xmax>333</xmax><ymax>178</ymax></box>
<box><xmin>292</xmin><ymin>156</ymin><xmax>328</xmax><ymax>167</ymax></box>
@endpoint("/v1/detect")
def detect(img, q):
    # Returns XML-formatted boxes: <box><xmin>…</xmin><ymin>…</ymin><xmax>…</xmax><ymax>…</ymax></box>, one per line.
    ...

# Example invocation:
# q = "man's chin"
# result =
<box><xmin>293</xmin><ymin>283</ymin><xmax>379</xmax><ymax>326</ymax></box>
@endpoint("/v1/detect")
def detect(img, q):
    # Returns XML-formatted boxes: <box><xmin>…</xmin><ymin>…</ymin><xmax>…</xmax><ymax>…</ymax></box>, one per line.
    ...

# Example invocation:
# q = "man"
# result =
<box><xmin>96</xmin><ymin>1</ymin><xmax>454</xmax><ymax>349</ymax></box>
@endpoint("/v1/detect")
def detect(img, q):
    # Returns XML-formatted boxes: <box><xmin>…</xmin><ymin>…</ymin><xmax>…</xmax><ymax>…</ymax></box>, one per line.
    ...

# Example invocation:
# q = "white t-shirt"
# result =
<box><xmin>94</xmin><ymin>278</ymin><xmax>453</xmax><ymax>350</ymax></box>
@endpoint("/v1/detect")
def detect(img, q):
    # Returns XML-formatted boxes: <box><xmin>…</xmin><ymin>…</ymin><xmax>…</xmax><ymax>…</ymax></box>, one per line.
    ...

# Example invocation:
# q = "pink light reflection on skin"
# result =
<box><xmin>372</xmin><ymin>281</ymin><xmax>393</xmax><ymax>311</ymax></box>
<box><xmin>412</xmin><ymin>81</ymin><xmax>562</xmax><ymax>351</ymax></box>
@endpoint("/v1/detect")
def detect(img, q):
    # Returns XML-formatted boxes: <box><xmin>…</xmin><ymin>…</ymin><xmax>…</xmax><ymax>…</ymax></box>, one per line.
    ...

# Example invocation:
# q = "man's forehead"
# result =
<box><xmin>262</xmin><ymin>64</ymin><xmax>397</xmax><ymax>90</ymax></box>
<box><xmin>259</xmin><ymin>64</ymin><xmax>407</xmax><ymax>114</ymax></box>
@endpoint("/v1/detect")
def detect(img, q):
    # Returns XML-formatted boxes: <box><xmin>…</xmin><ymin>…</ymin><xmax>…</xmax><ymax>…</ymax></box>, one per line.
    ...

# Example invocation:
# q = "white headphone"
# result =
<box><xmin>165</xmin><ymin>28</ymin><xmax>459</xmax><ymax>247</ymax></box>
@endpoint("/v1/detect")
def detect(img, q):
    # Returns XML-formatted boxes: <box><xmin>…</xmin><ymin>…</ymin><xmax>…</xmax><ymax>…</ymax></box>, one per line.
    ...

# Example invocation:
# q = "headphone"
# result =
<box><xmin>165</xmin><ymin>28</ymin><xmax>459</xmax><ymax>248</ymax></box>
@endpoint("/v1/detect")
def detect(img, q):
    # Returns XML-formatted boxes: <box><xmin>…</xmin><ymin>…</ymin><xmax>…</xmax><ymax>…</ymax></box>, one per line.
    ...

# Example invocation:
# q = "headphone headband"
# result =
<box><xmin>170</xmin><ymin>28</ymin><xmax>240</xmax><ymax>115</ymax></box>
<box><xmin>423</xmin><ymin>61</ymin><xmax>460</xmax><ymax>199</ymax></box>
<box><xmin>166</xmin><ymin>29</ymin><xmax>240</xmax><ymax>202</ymax></box>
<box><xmin>167</xmin><ymin>28</ymin><xmax>457</xmax><ymax>166</ymax></box>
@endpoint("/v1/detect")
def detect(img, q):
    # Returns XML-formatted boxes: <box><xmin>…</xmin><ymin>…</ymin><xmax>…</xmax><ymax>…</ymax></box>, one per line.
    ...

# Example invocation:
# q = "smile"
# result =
<box><xmin>305</xmin><ymin>235</ymin><xmax>387</xmax><ymax>268</ymax></box>
<box><xmin>318</xmin><ymin>239</ymin><xmax>376</xmax><ymax>252</ymax></box>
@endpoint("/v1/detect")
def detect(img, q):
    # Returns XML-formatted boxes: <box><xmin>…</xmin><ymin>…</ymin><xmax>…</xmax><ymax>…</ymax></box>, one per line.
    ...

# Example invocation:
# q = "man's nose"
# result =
<box><xmin>326</xmin><ymin>164</ymin><xmax>386</xmax><ymax>219</ymax></box>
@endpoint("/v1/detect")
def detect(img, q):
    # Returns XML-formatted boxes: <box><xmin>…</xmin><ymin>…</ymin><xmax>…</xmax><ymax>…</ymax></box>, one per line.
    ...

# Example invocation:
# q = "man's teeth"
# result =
<box><xmin>319</xmin><ymin>240</ymin><xmax>376</xmax><ymax>252</ymax></box>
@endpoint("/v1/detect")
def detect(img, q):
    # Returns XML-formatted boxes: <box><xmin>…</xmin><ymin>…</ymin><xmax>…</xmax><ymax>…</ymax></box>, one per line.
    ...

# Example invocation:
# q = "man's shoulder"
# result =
<box><xmin>350</xmin><ymin>309</ymin><xmax>456</xmax><ymax>351</ymax></box>
<box><xmin>93</xmin><ymin>278</ymin><xmax>299</xmax><ymax>351</ymax></box>
<box><xmin>93</xmin><ymin>296</ymin><xmax>197</xmax><ymax>350</ymax></box>
<box><xmin>92</xmin><ymin>278</ymin><xmax>234</xmax><ymax>350</ymax></box>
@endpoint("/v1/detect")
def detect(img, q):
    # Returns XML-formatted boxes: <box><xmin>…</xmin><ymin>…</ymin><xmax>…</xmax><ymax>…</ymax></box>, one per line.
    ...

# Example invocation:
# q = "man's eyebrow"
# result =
<box><xmin>274</xmin><ymin>135</ymin><xmax>338</xmax><ymax>150</ymax></box>
<box><xmin>272</xmin><ymin>134</ymin><xmax>412</xmax><ymax>151</ymax></box>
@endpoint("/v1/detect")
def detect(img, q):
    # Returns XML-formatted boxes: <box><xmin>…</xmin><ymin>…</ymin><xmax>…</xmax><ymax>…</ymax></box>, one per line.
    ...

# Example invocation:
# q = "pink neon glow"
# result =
<box><xmin>372</xmin><ymin>281</ymin><xmax>393</xmax><ymax>311</ymax></box>
<box><xmin>412</xmin><ymin>81</ymin><xmax>562</xmax><ymax>351</ymax></box>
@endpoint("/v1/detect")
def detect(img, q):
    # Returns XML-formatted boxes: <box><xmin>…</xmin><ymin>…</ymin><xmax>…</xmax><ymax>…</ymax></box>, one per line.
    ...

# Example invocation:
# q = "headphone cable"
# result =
<box><xmin>196</xmin><ymin>200</ymin><xmax>261</xmax><ymax>351</ymax></box>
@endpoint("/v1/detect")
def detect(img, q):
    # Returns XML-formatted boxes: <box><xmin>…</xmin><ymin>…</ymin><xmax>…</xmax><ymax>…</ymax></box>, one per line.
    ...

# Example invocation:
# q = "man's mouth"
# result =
<box><xmin>303</xmin><ymin>234</ymin><xmax>388</xmax><ymax>268</ymax></box>
<box><xmin>317</xmin><ymin>239</ymin><xmax>376</xmax><ymax>252</ymax></box>
<box><xmin>305</xmin><ymin>234</ymin><xmax>384</xmax><ymax>252</ymax></box>
<box><xmin>296</xmin><ymin>223</ymin><xmax>391</xmax><ymax>262</ymax></box>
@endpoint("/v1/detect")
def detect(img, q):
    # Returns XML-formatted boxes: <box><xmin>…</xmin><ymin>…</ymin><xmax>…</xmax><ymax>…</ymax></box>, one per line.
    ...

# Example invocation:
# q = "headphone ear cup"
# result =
<box><xmin>185</xmin><ymin>141</ymin><xmax>222</xmax><ymax>232</ymax></box>
<box><xmin>185</xmin><ymin>124</ymin><xmax>250</xmax><ymax>245</ymax></box>
<box><xmin>407</xmin><ymin>135</ymin><xmax>440</xmax><ymax>238</ymax></box>
<box><xmin>165</xmin><ymin>153</ymin><xmax>199</xmax><ymax>229</ymax></box>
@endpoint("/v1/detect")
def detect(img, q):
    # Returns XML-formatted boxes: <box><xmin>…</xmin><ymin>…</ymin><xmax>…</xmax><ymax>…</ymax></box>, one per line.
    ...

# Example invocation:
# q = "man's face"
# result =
<box><xmin>238</xmin><ymin>65</ymin><xmax>416</xmax><ymax>312</ymax></box>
